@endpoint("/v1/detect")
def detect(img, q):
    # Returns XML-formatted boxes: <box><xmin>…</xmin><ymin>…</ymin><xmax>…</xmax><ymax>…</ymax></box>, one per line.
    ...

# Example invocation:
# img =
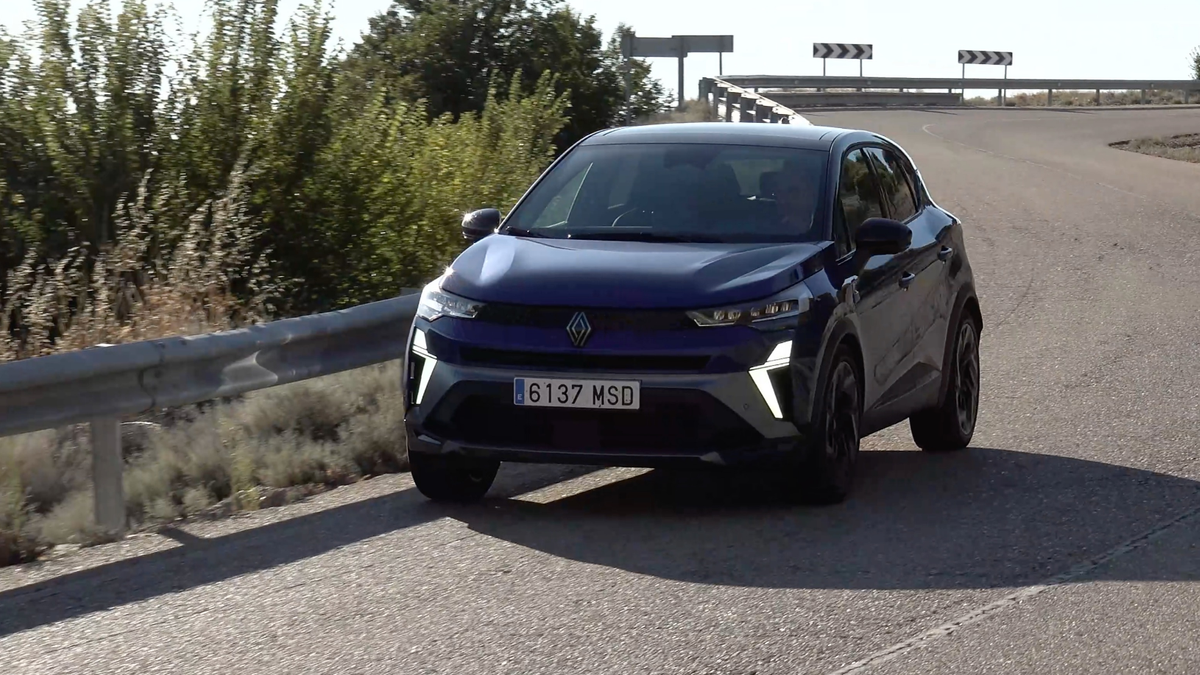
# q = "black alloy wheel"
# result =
<box><xmin>789</xmin><ymin>344</ymin><xmax>861</xmax><ymax>505</ymax></box>
<box><xmin>910</xmin><ymin>313</ymin><xmax>981</xmax><ymax>452</ymax></box>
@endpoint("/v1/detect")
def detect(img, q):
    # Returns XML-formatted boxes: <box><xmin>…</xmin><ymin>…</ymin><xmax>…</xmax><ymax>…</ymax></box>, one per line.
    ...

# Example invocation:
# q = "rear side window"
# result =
<box><xmin>865</xmin><ymin>147</ymin><xmax>918</xmax><ymax>222</ymax></box>
<box><xmin>835</xmin><ymin>148</ymin><xmax>884</xmax><ymax>252</ymax></box>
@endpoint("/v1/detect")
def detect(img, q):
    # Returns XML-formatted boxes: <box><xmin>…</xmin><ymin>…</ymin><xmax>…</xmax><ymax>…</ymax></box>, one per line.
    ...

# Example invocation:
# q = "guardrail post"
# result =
<box><xmin>1047</xmin><ymin>89</ymin><xmax>1054</xmax><ymax>106</ymax></box>
<box><xmin>1141</xmin><ymin>89</ymin><xmax>1147</xmax><ymax>105</ymax></box>
<box><xmin>91</xmin><ymin>418</ymin><xmax>126</xmax><ymax>536</ymax></box>
<box><xmin>725</xmin><ymin>90</ymin><xmax>740</xmax><ymax>122</ymax></box>
<box><xmin>1096</xmin><ymin>89</ymin><xmax>1101</xmax><ymax>106</ymax></box>
<box><xmin>739</xmin><ymin>96</ymin><xmax>756</xmax><ymax>123</ymax></box>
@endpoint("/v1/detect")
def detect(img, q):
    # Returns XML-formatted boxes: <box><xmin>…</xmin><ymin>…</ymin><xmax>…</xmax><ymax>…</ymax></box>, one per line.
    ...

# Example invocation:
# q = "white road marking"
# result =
<box><xmin>825</xmin><ymin>500</ymin><xmax>1200</xmax><ymax>674</ymax></box>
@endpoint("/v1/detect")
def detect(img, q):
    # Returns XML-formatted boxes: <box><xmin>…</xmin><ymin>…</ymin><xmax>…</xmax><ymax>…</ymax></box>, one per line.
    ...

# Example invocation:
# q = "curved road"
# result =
<box><xmin>5</xmin><ymin>107</ymin><xmax>1200</xmax><ymax>674</ymax></box>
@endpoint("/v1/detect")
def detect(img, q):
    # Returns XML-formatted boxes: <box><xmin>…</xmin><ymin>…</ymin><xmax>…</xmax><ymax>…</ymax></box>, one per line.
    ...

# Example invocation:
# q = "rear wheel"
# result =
<box><xmin>787</xmin><ymin>344</ymin><xmax>861</xmax><ymax>505</ymax></box>
<box><xmin>910</xmin><ymin>313</ymin><xmax>980</xmax><ymax>452</ymax></box>
<box><xmin>409</xmin><ymin>452</ymin><xmax>499</xmax><ymax>502</ymax></box>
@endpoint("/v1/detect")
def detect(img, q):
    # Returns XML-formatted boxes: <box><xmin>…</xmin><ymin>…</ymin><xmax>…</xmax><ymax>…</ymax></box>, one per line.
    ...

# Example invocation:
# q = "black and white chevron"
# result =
<box><xmin>958</xmin><ymin>50</ymin><xmax>1013</xmax><ymax>66</ymax></box>
<box><xmin>813</xmin><ymin>43</ymin><xmax>873</xmax><ymax>60</ymax></box>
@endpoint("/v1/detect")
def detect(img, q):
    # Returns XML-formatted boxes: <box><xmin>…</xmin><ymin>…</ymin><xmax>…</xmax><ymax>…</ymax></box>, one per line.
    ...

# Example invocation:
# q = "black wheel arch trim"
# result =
<box><xmin>799</xmin><ymin>316</ymin><xmax>864</xmax><ymax>430</ymax></box>
<box><xmin>935</xmin><ymin>283</ymin><xmax>983</xmax><ymax>408</ymax></box>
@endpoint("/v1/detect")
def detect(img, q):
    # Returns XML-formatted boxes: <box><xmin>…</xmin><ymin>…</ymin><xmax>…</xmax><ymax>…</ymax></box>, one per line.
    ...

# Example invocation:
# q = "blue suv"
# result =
<box><xmin>403</xmin><ymin>122</ymin><xmax>982</xmax><ymax>504</ymax></box>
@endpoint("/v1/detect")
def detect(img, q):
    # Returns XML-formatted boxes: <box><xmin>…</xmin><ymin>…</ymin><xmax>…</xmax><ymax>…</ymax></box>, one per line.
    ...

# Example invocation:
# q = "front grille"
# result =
<box><xmin>425</xmin><ymin>384</ymin><xmax>763</xmax><ymax>453</ymax></box>
<box><xmin>474</xmin><ymin>303</ymin><xmax>696</xmax><ymax>331</ymax></box>
<box><xmin>458</xmin><ymin>346</ymin><xmax>709</xmax><ymax>372</ymax></box>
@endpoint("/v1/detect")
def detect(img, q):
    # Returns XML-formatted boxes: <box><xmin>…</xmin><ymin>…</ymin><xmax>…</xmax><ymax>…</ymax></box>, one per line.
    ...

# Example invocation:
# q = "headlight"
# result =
<box><xmin>687</xmin><ymin>284</ymin><xmax>813</xmax><ymax>327</ymax></box>
<box><xmin>417</xmin><ymin>274</ymin><xmax>484</xmax><ymax>322</ymax></box>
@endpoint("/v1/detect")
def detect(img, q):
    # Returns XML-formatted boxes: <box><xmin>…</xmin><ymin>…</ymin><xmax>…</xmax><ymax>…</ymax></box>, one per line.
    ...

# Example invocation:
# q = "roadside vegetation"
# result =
<box><xmin>638</xmin><ymin>99</ymin><xmax>719</xmax><ymax>124</ymax></box>
<box><xmin>965</xmin><ymin>90</ymin><xmax>1195</xmax><ymax>107</ymax></box>
<box><xmin>0</xmin><ymin>0</ymin><xmax>672</xmax><ymax>566</ymax></box>
<box><xmin>1111</xmin><ymin>134</ymin><xmax>1200</xmax><ymax>164</ymax></box>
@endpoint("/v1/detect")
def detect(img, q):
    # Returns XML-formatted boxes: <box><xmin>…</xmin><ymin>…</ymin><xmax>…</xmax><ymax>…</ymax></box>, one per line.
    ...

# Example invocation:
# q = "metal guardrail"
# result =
<box><xmin>718</xmin><ymin>75</ymin><xmax>1200</xmax><ymax>106</ymax></box>
<box><xmin>769</xmin><ymin>91</ymin><xmax>964</xmax><ymax>108</ymax></box>
<box><xmin>699</xmin><ymin>77</ymin><xmax>812</xmax><ymax>124</ymax></box>
<box><xmin>0</xmin><ymin>292</ymin><xmax>420</xmax><ymax>535</ymax></box>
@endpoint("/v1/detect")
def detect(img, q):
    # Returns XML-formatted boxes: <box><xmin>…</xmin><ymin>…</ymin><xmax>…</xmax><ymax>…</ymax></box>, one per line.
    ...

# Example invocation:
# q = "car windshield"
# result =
<box><xmin>503</xmin><ymin>143</ymin><xmax>829</xmax><ymax>243</ymax></box>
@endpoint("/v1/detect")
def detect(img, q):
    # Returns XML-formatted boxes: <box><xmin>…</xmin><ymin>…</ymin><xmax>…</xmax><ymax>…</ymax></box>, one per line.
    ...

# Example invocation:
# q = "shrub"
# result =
<box><xmin>0</xmin><ymin>0</ymin><xmax>579</xmax><ymax>567</ymax></box>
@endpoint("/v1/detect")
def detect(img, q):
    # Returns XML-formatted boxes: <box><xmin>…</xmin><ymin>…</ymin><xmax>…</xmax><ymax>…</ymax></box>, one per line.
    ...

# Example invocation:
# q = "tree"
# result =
<box><xmin>1</xmin><ymin>0</ymin><xmax>576</xmax><ymax>341</ymax></box>
<box><xmin>607</xmin><ymin>24</ymin><xmax>670</xmax><ymax>123</ymax></box>
<box><xmin>339</xmin><ymin>1</ymin><xmax>670</xmax><ymax>151</ymax></box>
<box><xmin>1191</xmin><ymin>46</ymin><xmax>1200</xmax><ymax>80</ymax></box>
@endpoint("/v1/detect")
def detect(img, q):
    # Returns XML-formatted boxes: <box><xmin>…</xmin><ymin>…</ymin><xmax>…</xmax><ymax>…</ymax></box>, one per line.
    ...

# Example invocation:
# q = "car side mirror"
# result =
<box><xmin>462</xmin><ymin>208</ymin><xmax>501</xmax><ymax>242</ymax></box>
<box><xmin>855</xmin><ymin>217</ymin><xmax>912</xmax><ymax>256</ymax></box>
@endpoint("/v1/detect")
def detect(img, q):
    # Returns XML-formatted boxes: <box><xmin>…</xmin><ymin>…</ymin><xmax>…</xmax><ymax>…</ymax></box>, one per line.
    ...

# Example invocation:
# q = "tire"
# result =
<box><xmin>409</xmin><ymin>452</ymin><xmax>499</xmax><ymax>502</ymax></box>
<box><xmin>787</xmin><ymin>344</ymin><xmax>862</xmax><ymax>505</ymax></box>
<box><xmin>910</xmin><ymin>313</ymin><xmax>980</xmax><ymax>452</ymax></box>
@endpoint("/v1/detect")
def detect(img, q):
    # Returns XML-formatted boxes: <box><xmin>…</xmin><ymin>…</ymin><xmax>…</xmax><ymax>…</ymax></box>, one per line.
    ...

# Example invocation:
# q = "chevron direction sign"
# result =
<box><xmin>959</xmin><ymin>50</ymin><xmax>1013</xmax><ymax>66</ymax></box>
<box><xmin>814</xmin><ymin>43</ymin><xmax>873</xmax><ymax>60</ymax></box>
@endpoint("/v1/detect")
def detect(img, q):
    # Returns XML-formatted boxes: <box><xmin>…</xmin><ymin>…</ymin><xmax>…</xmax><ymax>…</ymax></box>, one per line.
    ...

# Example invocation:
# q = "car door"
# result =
<box><xmin>830</xmin><ymin>147</ymin><xmax>910</xmax><ymax>417</ymax></box>
<box><xmin>864</xmin><ymin>144</ymin><xmax>949</xmax><ymax>413</ymax></box>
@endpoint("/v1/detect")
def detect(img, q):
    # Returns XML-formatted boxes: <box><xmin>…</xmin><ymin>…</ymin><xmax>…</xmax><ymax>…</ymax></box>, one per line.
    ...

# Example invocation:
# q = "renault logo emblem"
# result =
<box><xmin>566</xmin><ymin>311</ymin><xmax>592</xmax><ymax>348</ymax></box>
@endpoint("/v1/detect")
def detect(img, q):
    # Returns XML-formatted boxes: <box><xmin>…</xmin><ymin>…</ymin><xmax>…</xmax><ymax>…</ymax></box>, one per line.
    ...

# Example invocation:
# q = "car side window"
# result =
<box><xmin>836</xmin><ymin>148</ymin><xmax>884</xmax><ymax>255</ymax></box>
<box><xmin>865</xmin><ymin>147</ymin><xmax>918</xmax><ymax>222</ymax></box>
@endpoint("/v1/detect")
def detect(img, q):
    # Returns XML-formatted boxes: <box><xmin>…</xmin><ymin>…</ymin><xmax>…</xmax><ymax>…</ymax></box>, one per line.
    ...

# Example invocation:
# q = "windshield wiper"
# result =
<box><xmin>567</xmin><ymin>231</ymin><xmax>722</xmax><ymax>243</ymax></box>
<box><xmin>500</xmin><ymin>227</ymin><xmax>554</xmax><ymax>238</ymax></box>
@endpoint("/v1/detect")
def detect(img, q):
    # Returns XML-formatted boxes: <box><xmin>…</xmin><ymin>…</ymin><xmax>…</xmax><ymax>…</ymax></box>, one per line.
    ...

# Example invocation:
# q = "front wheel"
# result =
<box><xmin>786</xmin><ymin>344</ymin><xmax>862</xmax><ymax>505</ymax></box>
<box><xmin>910</xmin><ymin>313</ymin><xmax>980</xmax><ymax>452</ymax></box>
<box><xmin>409</xmin><ymin>452</ymin><xmax>499</xmax><ymax>502</ymax></box>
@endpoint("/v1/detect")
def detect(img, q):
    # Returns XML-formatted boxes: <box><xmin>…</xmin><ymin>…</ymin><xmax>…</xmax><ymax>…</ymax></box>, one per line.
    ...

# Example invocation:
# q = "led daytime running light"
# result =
<box><xmin>749</xmin><ymin>340</ymin><xmax>793</xmax><ymax>419</ymax></box>
<box><xmin>410</xmin><ymin>329</ymin><xmax>437</xmax><ymax>405</ymax></box>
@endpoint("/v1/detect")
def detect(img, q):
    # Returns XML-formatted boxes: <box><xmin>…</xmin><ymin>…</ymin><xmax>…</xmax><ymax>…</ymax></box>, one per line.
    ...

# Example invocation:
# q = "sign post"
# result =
<box><xmin>622</xmin><ymin>32</ymin><xmax>734</xmax><ymax>117</ymax></box>
<box><xmin>958</xmin><ymin>50</ymin><xmax>1013</xmax><ymax>105</ymax></box>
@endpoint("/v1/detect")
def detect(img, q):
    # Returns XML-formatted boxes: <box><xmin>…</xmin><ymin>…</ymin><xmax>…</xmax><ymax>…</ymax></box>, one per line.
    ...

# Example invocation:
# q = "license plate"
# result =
<box><xmin>513</xmin><ymin>377</ymin><xmax>640</xmax><ymax>410</ymax></box>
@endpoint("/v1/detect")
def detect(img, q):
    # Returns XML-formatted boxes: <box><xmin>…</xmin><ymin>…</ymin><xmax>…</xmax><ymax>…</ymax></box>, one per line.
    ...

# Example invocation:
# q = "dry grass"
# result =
<box><xmin>0</xmin><ymin>165</ymin><xmax>410</xmax><ymax>567</ymax></box>
<box><xmin>0</xmin><ymin>167</ymin><xmax>274</xmax><ymax>362</ymax></box>
<box><xmin>637</xmin><ymin>99</ymin><xmax>718</xmax><ymax>125</ymax></box>
<box><xmin>0</xmin><ymin>361</ymin><xmax>407</xmax><ymax>565</ymax></box>
<box><xmin>966</xmin><ymin>89</ymin><xmax>1194</xmax><ymax>107</ymax></box>
<box><xmin>1112</xmin><ymin>133</ymin><xmax>1200</xmax><ymax>164</ymax></box>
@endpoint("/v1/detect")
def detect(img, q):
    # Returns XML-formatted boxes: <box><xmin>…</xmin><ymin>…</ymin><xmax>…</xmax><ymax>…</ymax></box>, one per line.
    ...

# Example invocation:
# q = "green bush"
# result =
<box><xmin>1</xmin><ymin>0</ymin><xmax>652</xmax><ymax>334</ymax></box>
<box><xmin>0</xmin><ymin>0</ymin><xmax>659</xmax><ymax>566</ymax></box>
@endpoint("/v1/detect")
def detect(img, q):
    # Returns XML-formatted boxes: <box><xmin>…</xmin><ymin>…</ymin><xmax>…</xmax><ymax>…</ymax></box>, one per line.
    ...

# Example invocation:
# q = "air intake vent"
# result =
<box><xmin>458</xmin><ymin>347</ymin><xmax>709</xmax><ymax>373</ymax></box>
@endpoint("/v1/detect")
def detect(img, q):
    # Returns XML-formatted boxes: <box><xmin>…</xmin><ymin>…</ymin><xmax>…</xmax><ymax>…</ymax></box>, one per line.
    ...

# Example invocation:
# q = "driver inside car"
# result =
<box><xmin>768</xmin><ymin>160</ymin><xmax>821</xmax><ymax>238</ymax></box>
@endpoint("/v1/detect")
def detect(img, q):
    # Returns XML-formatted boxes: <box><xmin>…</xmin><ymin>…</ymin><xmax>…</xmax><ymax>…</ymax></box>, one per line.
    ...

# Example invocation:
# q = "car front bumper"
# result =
<box><xmin>403</xmin><ymin>356</ymin><xmax>808</xmax><ymax>468</ymax></box>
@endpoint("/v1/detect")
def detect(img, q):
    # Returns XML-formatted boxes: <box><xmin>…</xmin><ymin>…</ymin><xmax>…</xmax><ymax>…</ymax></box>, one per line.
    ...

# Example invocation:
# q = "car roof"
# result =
<box><xmin>580</xmin><ymin>122</ymin><xmax>856</xmax><ymax>151</ymax></box>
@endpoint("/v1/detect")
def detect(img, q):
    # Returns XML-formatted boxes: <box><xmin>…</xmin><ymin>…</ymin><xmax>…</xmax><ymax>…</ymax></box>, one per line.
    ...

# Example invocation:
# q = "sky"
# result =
<box><xmin>4</xmin><ymin>0</ymin><xmax>1199</xmax><ymax>101</ymax></box>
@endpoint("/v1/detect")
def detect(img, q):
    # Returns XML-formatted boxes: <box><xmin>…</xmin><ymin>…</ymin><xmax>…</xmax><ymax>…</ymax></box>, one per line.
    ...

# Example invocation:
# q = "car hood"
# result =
<box><xmin>442</xmin><ymin>235</ymin><xmax>830</xmax><ymax>309</ymax></box>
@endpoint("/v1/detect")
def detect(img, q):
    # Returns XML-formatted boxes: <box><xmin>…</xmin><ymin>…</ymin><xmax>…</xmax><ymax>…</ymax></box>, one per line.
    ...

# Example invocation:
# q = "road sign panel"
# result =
<box><xmin>813</xmin><ymin>43</ymin><xmax>873</xmax><ymax>60</ymax></box>
<box><xmin>677</xmin><ymin>35</ymin><xmax>734</xmax><ymax>54</ymax></box>
<box><xmin>958</xmin><ymin>50</ymin><xmax>1013</xmax><ymax>66</ymax></box>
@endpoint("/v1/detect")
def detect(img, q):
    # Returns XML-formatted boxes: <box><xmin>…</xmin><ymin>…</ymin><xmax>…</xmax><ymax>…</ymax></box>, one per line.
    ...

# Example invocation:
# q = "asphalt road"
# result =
<box><xmin>5</xmin><ymin>107</ymin><xmax>1200</xmax><ymax>674</ymax></box>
